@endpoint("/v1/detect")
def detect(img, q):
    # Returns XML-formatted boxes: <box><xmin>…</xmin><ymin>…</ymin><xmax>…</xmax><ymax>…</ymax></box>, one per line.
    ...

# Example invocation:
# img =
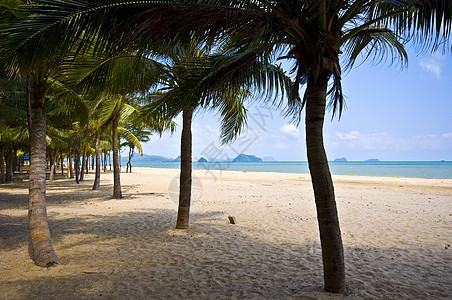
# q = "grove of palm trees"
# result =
<box><xmin>0</xmin><ymin>0</ymin><xmax>450</xmax><ymax>298</ymax></box>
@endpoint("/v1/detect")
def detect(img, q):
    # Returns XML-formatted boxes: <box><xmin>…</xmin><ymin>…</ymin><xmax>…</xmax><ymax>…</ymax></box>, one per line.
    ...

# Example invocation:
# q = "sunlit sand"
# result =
<box><xmin>1</xmin><ymin>168</ymin><xmax>451</xmax><ymax>299</ymax></box>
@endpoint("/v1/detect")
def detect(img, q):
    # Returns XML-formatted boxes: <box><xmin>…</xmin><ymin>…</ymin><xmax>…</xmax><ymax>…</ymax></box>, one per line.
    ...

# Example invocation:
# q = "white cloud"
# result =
<box><xmin>418</xmin><ymin>53</ymin><xmax>445</xmax><ymax>80</ymax></box>
<box><xmin>442</xmin><ymin>133</ymin><xmax>452</xmax><ymax>138</ymax></box>
<box><xmin>334</xmin><ymin>131</ymin><xmax>360</xmax><ymax>140</ymax></box>
<box><xmin>280</xmin><ymin>123</ymin><xmax>300</xmax><ymax>137</ymax></box>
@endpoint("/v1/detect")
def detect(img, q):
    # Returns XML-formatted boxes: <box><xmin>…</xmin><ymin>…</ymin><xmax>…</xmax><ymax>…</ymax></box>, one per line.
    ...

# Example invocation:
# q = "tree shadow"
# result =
<box><xmin>2</xmin><ymin>203</ymin><xmax>450</xmax><ymax>299</ymax></box>
<box><xmin>1</xmin><ymin>173</ymin><xmax>450</xmax><ymax>299</ymax></box>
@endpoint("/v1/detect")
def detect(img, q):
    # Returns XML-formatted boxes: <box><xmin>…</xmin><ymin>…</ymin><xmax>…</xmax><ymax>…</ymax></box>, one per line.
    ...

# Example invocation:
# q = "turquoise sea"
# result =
<box><xmin>132</xmin><ymin>161</ymin><xmax>452</xmax><ymax>179</ymax></box>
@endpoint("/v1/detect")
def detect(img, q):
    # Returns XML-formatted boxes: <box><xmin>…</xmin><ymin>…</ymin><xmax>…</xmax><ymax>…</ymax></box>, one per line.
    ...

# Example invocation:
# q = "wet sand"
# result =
<box><xmin>1</xmin><ymin>167</ymin><xmax>451</xmax><ymax>299</ymax></box>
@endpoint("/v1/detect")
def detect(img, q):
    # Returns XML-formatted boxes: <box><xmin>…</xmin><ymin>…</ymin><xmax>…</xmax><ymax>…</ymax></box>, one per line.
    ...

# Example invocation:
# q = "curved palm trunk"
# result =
<box><xmin>93</xmin><ymin>131</ymin><xmax>101</xmax><ymax>190</ymax></box>
<box><xmin>305</xmin><ymin>72</ymin><xmax>345</xmax><ymax>293</ymax></box>
<box><xmin>176</xmin><ymin>107</ymin><xmax>194</xmax><ymax>229</ymax></box>
<box><xmin>112</xmin><ymin>112</ymin><xmax>122</xmax><ymax>199</ymax></box>
<box><xmin>28</xmin><ymin>103</ymin><xmax>60</xmax><ymax>267</ymax></box>
<box><xmin>126</xmin><ymin>147</ymin><xmax>133</xmax><ymax>173</ymax></box>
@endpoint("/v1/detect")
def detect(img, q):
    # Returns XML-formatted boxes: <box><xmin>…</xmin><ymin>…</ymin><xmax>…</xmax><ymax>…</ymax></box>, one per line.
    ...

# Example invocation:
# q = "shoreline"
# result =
<box><xmin>132</xmin><ymin>166</ymin><xmax>452</xmax><ymax>182</ymax></box>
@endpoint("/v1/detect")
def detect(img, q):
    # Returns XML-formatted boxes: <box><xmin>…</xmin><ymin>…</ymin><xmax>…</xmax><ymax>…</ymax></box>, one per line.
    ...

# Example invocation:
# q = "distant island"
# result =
<box><xmin>334</xmin><ymin>157</ymin><xmax>348</xmax><ymax>162</ymax></box>
<box><xmin>121</xmin><ymin>154</ymin><xmax>174</xmax><ymax>162</ymax></box>
<box><xmin>121</xmin><ymin>153</ymin><xmax>266</xmax><ymax>163</ymax></box>
<box><xmin>365</xmin><ymin>159</ymin><xmax>380</xmax><ymax>162</ymax></box>
<box><xmin>232</xmin><ymin>154</ymin><xmax>262</xmax><ymax>163</ymax></box>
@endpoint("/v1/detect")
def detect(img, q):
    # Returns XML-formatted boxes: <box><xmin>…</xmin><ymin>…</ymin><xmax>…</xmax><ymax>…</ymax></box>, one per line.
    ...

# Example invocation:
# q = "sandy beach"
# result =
<box><xmin>0</xmin><ymin>167</ymin><xmax>451</xmax><ymax>299</ymax></box>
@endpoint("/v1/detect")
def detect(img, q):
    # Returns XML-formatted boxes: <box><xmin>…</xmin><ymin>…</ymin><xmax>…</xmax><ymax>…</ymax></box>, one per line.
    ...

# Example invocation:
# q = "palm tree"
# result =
<box><xmin>140</xmin><ymin>41</ymin><xmax>295</xmax><ymax>229</ymax></box>
<box><xmin>1</xmin><ymin>1</ymin><xmax>91</xmax><ymax>265</ymax></box>
<box><xmin>121</xmin><ymin>122</ymin><xmax>152</xmax><ymax>173</ymax></box>
<box><xmin>3</xmin><ymin>0</ymin><xmax>450</xmax><ymax>292</ymax></box>
<box><xmin>113</xmin><ymin>1</ymin><xmax>450</xmax><ymax>292</ymax></box>
<box><xmin>0</xmin><ymin>73</ymin><xmax>28</xmax><ymax>182</ymax></box>
<box><xmin>57</xmin><ymin>43</ymin><xmax>170</xmax><ymax>197</ymax></box>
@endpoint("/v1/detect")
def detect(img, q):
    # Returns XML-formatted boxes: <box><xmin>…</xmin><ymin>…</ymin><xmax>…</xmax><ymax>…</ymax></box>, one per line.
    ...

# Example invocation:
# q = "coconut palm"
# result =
<box><xmin>0</xmin><ymin>73</ymin><xmax>28</xmax><ymax>182</ymax></box>
<box><xmin>113</xmin><ymin>1</ymin><xmax>450</xmax><ymax>292</ymax></box>
<box><xmin>1</xmin><ymin>1</ymin><xmax>95</xmax><ymax>266</ymax></box>
<box><xmin>0</xmin><ymin>60</ymin><xmax>89</xmax><ymax>268</ymax></box>
<box><xmin>61</xmin><ymin>50</ymin><xmax>172</xmax><ymax>197</ymax></box>
<box><xmin>3</xmin><ymin>0</ymin><xmax>450</xmax><ymax>292</ymax></box>
<box><xmin>140</xmin><ymin>41</ymin><xmax>295</xmax><ymax>229</ymax></box>
<box><xmin>121</xmin><ymin>122</ymin><xmax>151</xmax><ymax>173</ymax></box>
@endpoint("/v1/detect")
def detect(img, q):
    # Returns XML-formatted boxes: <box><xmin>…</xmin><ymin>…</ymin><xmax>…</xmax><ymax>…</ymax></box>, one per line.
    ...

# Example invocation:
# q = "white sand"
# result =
<box><xmin>0</xmin><ymin>167</ymin><xmax>451</xmax><ymax>299</ymax></box>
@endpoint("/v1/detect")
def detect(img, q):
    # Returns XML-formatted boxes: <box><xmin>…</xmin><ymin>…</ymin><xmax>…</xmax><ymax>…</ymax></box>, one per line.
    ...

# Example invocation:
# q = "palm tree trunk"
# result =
<box><xmin>93</xmin><ymin>131</ymin><xmax>101</xmax><ymax>190</ymax></box>
<box><xmin>5</xmin><ymin>145</ymin><xmax>12</xmax><ymax>182</ymax></box>
<box><xmin>126</xmin><ymin>147</ymin><xmax>133</xmax><ymax>173</ymax></box>
<box><xmin>28</xmin><ymin>101</ymin><xmax>60</xmax><ymax>267</ymax></box>
<box><xmin>48</xmin><ymin>150</ymin><xmax>55</xmax><ymax>182</ymax></box>
<box><xmin>52</xmin><ymin>150</ymin><xmax>57</xmax><ymax>175</ymax></box>
<box><xmin>68</xmin><ymin>149</ymin><xmax>74</xmax><ymax>179</ymax></box>
<box><xmin>0</xmin><ymin>143</ymin><xmax>5</xmax><ymax>184</ymax></box>
<box><xmin>176</xmin><ymin>107</ymin><xmax>194</xmax><ymax>229</ymax></box>
<box><xmin>305</xmin><ymin>72</ymin><xmax>345</xmax><ymax>293</ymax></box>
<box><xmin>12</xmin><ymin>148</ymin><xmax>17</xmax><ymax>177</ymax></box>
<box><xmin>17</xmin><ymin>154</ymin><xmax>21</xmax><ymax>172</ymax></box>
<box><xmin>80</xmin><ymin>145</ymin><xmax>86</xmax><ymax>181</ymax></box>
<box><xmin>60</xmin><ymin>149</ymin><xmax>64</xmax><ymax>176</ymax></box>
<box><xmin>74</xmin><ymin>147</ymin><xmax>80</xmax><ymax>184</ymax></box>
<box><xmin>112</xmin><ymin>113</ymin><xmax>122</xmax><ymax>198</ymax></box>
<box><xmin>26</xmin><ymin>74</ymin><xmax>32</xmax><ymax>135</ymax></box>
<box><xmin>85</xmin><ymin>154</ymin><xmax>89</xmax><ymax>174</ymax></box>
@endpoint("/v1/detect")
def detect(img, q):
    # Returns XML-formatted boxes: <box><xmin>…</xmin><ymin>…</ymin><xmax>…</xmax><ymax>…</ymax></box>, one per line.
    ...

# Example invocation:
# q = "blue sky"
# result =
<box><xmin>140</xmin><ymin>49</ymin><xmax>452</xmax><ymax>161</ymax></box>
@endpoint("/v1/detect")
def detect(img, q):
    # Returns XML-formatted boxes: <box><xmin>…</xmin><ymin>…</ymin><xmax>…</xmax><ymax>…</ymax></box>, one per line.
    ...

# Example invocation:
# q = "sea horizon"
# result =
<box><xmin>125</xmin><ymin>160</ymin><xmax>452</xmax><ymax>179</ymax></box>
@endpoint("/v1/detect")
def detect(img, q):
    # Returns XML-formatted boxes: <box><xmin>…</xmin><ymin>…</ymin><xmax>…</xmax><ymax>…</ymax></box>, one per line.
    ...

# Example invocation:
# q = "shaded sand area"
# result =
<box><xmin>1</xmin><ymin>167</ymin><xmax>451</xmax><ymax>299</ymax></box>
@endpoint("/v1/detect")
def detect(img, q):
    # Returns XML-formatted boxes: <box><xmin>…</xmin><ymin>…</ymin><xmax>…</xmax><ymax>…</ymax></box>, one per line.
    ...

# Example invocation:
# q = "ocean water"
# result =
<box><xmin>131</xmin><ymin>161</ymin><xmax>452</xmax><ymax>179</ymax></box>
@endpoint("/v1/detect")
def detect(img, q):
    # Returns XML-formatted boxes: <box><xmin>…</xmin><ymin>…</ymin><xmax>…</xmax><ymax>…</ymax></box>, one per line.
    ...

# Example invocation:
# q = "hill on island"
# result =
<box><xmin>232</xmin><ymin>154</ymin><xmax>262</xmax><ymax>162</ymax></box>
<box><xmin>334</xmin><ymin>157</ymin><xmax>348</xmax><ymax>162</ymax></box>
<box><xmin>121</xmin><ymin>154</ymin><xmax>174</xmax><ymax>162</ymax></box>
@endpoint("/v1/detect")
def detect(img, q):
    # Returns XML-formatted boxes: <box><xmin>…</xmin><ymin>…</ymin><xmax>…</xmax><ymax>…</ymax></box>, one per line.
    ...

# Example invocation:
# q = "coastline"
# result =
<box><xmin>132</xmin><ymin>165</ymin><xmax>452</xmax><ymax>182</ymax></box>
<box><xmin>127</xmin><ymin>161</ymin><xmax>452</xmax><ymax>179</ymax></box>
<box><xmin>1</xmin><ymin>168</ymin><xmax>451</xmax><ymax>299</ymax></box>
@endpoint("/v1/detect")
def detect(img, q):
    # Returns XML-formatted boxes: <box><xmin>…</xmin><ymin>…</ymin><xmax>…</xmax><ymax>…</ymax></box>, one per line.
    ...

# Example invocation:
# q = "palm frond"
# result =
<box><xmin>117</xmin><ymin>126</ymin><xmax>142</xmax><ymax>155</ymax></box>
<box><xmin>342</xmin><ymin>26</ymin><xmax>408</xmax><ymax>70</ymax></box>
<box><xmin>372</xmin><ymin>0</ymin><xmax>451</xmax><ymax>52</ymax></box>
